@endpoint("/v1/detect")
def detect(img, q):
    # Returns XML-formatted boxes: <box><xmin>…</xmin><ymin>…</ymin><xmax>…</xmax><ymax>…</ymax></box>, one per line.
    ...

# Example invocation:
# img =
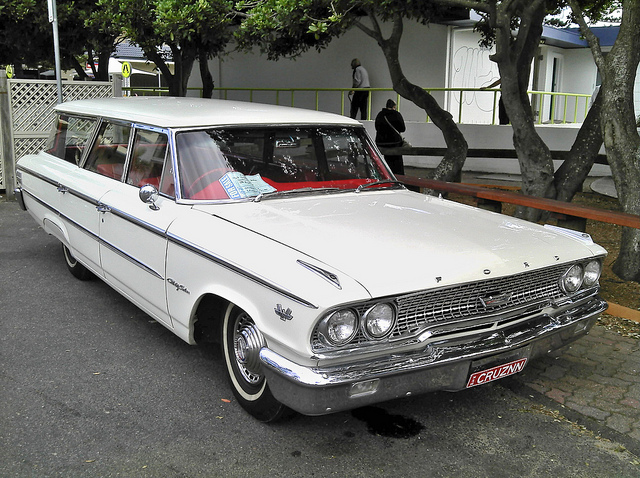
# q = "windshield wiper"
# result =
<box><xmin>253</xmin><ymin>187</ymin><xmax>342</xmax><ymax>202</ymax></box>
<box><xmin>355</xmin><ymin>180</ymin><xmax>406</xmax><ymax>193</ymax></box>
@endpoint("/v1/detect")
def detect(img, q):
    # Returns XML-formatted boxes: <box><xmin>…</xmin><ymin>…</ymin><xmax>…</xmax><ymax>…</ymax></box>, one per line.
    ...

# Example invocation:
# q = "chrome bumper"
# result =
<box><xmin>259</xmin><ymin>296</ymin><xmax>607</xmax><ymax>416</ymax></box>
<box><xmin>14</xmin><ymin>188</ymin><xmax>27</xmax><ymax>211</ymax></box>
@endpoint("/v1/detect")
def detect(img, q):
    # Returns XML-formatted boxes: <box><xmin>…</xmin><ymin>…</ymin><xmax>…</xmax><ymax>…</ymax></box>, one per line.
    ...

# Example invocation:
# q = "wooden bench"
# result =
<box><xmin>396</xmin><ymin>174</ymin><xmax>640</xmax><ymax>230</ymax></box>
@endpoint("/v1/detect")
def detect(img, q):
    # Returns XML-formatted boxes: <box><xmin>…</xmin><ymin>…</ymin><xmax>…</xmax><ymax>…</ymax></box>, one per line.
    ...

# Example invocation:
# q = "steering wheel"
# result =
<box><xmin>185</xmin><ymin>168</ymin><xmax>226</xmax><ymax>197</ymax></box>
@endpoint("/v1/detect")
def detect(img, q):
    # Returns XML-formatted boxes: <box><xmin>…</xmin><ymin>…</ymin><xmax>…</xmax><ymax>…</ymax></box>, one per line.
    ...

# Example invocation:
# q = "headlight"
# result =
<box><xmin>583</xmin><ymin>260</ymin><xmax>602</xmax><ymax>287</ymax></box>
<box><xmin>561</xmin><ymin>264</ymin><xmax>584</xmax><ymax>293</ymax></box>
<box><xmin>319</xmin><ymin>309</ymin><xmax>358</xmax><ymax>346</ymax></box>
<box><xmin>363</xmin><ymin>302</ymin><xmax>396</xmax><ymax>339</ymax></box>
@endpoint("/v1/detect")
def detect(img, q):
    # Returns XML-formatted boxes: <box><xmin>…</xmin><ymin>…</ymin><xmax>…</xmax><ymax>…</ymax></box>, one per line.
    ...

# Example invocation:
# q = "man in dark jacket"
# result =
<box><xmin>375</xmin><ymin>99</ymin><xmax>406</xmax><ymax>175</ymax></box>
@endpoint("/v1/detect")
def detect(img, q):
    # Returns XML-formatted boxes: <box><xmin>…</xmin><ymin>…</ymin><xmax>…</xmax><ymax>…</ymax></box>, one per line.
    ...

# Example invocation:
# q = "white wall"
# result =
<box><xmin>199</xmin><ymin>20</ymin><xmax>450</xmax><ymax>122</ymax></box>
<box><xmin>448</xmin><ymin>27</ymin><xmax>500</xmax><ymax>124</ymax></box>
<box><xmin>192</xmin><ymin>22</ymin><xmax>636</xmax><ymax>123</ymax></box>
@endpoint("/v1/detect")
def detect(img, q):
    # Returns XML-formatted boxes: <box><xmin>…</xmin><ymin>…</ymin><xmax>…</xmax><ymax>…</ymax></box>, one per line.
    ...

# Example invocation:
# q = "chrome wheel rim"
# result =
<box><xmin>233</xmin><ymin>313</ymin><xmax>264</xmax><ymax>385</ymax></box>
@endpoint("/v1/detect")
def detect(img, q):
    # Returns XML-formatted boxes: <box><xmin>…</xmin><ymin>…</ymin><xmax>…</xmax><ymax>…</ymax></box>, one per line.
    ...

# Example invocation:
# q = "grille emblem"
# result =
<box><xmin>479</xmin><ymin>292</ymin><xmax>512</xmax><ymax>309</ymax></box>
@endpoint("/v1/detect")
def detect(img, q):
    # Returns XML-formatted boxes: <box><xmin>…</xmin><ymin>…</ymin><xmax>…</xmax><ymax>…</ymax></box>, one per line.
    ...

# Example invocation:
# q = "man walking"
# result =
<box><xmin>349</xmin><ymin>59</ymin><xmax>370</xmax><ymax>120</ymax></box>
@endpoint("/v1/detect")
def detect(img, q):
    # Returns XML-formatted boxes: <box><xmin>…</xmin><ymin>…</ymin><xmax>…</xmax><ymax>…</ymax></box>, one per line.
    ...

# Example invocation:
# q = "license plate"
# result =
<box><xmin>466</xmin><ymin>358</ymin><xmax>528</xmax><ymax>388</ymax></box>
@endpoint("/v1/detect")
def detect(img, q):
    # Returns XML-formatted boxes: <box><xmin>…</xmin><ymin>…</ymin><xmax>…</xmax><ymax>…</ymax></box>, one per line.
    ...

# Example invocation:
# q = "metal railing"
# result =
<box><xmin>122</xmin><ymin>86</ymin><xmax>592</xmax><ymax>125</ymax></box>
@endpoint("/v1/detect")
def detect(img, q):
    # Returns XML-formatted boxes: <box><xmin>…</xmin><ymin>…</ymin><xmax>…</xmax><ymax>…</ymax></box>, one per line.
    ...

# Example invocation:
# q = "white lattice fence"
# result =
<box><xmin>1</xmin><ymin>79</ymin><xmax>114</xmax><ymax>190</ymax></box>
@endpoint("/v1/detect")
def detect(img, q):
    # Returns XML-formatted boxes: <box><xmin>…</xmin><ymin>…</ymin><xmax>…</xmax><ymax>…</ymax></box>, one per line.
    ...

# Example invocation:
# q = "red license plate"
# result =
<box><xmin>466</xmin><ymin>358</ymin><xmax>528</xmax><ymax>388</ymax></box>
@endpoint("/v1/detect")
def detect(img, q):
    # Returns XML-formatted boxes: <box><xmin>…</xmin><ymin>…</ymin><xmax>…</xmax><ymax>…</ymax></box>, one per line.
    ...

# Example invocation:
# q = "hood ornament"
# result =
<box><xmin>297</xmin><ymin>260</ymin><xmax>341</xmax><ymax>289</ymax></box>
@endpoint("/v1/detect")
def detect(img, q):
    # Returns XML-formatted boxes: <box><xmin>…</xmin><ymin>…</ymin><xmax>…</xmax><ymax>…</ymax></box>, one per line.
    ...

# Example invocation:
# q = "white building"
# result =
<box><xmin>190</xmin><ymin>16</ymin><xmax>626</xmax><ymax>174</ymax></box>
<box><xmin>195</xmin><ymin>17</ymin><xmax>625</xmax><ymax>124</ymax></box>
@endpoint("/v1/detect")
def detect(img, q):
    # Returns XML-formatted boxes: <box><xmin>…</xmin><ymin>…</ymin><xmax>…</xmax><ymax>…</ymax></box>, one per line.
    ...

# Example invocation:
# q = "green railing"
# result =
<box><xmin>122</xmin><ymin>86</ymin><xmax>591</xmax><ymax>125</ymax></box>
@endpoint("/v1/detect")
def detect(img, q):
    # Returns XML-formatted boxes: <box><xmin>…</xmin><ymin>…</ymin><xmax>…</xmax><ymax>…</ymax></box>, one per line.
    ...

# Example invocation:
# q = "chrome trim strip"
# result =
<box><xmin>99</xmin><ymin>238</ymin><xmax>164</xmax><ymax>281</ymax></box>
<box><xmin>166</xmin><ymin>232</ymin><xmax>318</xmax><ymax>309</ymax></box>
<box><xmin>19</xmin><ymin>188</ymin><xmax>162</xmax><ymax>279</ymax></box>
<box><xmin>17</xmin><ymin>165</ymin><xmax>60</xmax><ymax>188</ymax></box>
<box><xmin>106</xmin><ymin>206</ymin><xmax>167</xmax><ymax>238</ymax></box>
<box><xmin>20</xmin><ymin>166</ymin><xmax>317</xmax><ymax>308</ymax></box>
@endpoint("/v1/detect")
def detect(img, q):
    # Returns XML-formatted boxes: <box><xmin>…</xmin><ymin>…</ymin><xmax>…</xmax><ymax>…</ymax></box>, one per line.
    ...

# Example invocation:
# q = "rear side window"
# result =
<box><xmin>46</xmin><ymin>114</ymin><xmax>98</xmax><ymax>165</ymax></box>
<box><xmin>126</xmin><ymin>129</ymin><xmax>170</xmax><ymax>193</ymax></box>
<box><xmin>84</xmin><ymin>121</ymin><xmax>132</xmax><ymax>180</ymax></box>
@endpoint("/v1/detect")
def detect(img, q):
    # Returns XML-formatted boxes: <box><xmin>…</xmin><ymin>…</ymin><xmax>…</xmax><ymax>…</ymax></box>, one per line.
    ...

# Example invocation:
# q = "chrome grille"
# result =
<box><xmin>392</xmin><ymin>264</ymin><xmax>566</xmax><ymax>337</ymax></box>
<box><xmin>312</xmin><ymin>264</ymin><xmax>570</xmax><ymax>352</ymax></box>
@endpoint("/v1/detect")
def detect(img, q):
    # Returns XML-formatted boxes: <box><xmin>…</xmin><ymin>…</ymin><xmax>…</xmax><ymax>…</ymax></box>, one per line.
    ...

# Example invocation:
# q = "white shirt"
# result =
<box><xmin>352</xmin><ymin>66</ymin><xmax>370</xmax><ymax>88</ymax></box>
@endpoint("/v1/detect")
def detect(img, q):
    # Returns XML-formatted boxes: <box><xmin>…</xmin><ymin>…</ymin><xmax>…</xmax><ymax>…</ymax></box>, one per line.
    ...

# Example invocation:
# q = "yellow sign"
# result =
<box><xmin>121</xmin><ymin>61</ymin><xmax>132</xmax><ymax>78</ymax></box>
<box><xmin>6</xmin><ymin>65</ymin><xmax>14</xmax><ymax>79</ymax></box>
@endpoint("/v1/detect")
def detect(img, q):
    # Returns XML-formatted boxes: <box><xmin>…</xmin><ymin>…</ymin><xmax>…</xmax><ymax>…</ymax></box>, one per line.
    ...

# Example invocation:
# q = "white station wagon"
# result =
<box><xmin>15</xmin><ymin>97</ymin><xmax>608</xmax><ymax>421</ymax></box>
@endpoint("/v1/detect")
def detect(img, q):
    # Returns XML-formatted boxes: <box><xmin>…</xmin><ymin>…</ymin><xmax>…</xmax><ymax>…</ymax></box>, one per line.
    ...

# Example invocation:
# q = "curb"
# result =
<box><xmin>607</xmin><ymin>302</ymin><xmax>640</xmax><ymax>324</ymax></box>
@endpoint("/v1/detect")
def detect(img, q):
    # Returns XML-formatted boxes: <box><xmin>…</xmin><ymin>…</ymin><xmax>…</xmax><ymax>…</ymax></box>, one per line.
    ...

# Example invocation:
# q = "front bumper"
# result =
<box><xmin>259</xmin><ymin>296</ymin><xmax>607</xmax><ymax>416</ymax></box>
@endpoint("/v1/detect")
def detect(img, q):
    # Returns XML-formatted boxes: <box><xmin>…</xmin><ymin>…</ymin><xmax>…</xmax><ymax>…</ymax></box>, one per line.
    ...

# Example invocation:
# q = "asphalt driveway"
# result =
<box><xmin>1</xmin><ymin>200</ymin><xmax>639</xmax><ymax>477</ymax></box>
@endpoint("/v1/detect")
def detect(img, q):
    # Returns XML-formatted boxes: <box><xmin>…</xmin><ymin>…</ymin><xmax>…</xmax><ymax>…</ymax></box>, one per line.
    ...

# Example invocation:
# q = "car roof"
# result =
<box><xmin>55</xmin><ymin>97</ymin><xmax>362</xmax><ymax>129</ymax></box>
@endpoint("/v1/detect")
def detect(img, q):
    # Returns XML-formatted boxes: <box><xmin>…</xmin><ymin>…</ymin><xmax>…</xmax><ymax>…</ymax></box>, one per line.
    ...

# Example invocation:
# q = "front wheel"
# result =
<box><xmin>221</xmin><ymin>304</ymin><xmax>288</xmax><ymax>422</ymax></box>
<box><xmin>62</xmin><ymin>244</ymin><xmax>92</xmax><ymax>281</ymax></box>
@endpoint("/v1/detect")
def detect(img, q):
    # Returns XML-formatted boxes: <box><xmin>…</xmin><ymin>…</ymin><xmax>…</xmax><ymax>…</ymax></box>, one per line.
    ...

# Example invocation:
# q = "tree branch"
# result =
<box><xmin>567</xmin><ymin>0</ymin><xmax>606</xmax><ymax>72</ymax></box>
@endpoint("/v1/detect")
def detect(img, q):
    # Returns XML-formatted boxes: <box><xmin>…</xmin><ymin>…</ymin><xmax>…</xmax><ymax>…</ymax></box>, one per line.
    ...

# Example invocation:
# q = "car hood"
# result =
<box><xmin>194</xmin><ymin>190</ymin><xmax>604</xmax><ymax>299</ymax></box>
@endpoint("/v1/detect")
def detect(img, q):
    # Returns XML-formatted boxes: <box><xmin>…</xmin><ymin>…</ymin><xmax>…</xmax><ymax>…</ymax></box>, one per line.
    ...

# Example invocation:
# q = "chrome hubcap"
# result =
<box><xmin>233</xmin><ymin>313</ymin><xmax>265</xmax><ymax>384</ymax></box>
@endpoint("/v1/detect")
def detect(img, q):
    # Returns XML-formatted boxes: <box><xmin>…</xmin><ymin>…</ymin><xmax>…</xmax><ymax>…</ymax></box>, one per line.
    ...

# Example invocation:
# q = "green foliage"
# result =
<box><xmin>235</xmin><ymin>0</ymin><xmax>456</xmax><ymax>59</ymax></box>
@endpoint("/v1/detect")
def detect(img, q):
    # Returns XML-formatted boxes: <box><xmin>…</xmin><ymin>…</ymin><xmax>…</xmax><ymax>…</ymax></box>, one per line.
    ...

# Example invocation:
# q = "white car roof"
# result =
<box><xmin>55</xmin><ymin>97</ymin><xmax>362</xmax><ymax>129</ymax></box>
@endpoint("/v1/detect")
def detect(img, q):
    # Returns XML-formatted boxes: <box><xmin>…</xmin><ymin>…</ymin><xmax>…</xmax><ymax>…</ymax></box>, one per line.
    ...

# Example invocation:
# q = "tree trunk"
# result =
<box><xmin>553</xmin><ymin>92</ymin><xmax>603</xmax><ymax>202</ymax></box>
<box><xmin>95</xmin><ymin>50</ymin><xmax>112</xmax><ymax>82</ymax></box>
<box><xmin>570</xmin><ymin>0</ymin><xmax>640</xmax><ymax>281</ymax></box>
<box><xmin>491</xmin><ymin>1</ymin><xmax>555</xmax><ymax>221</ymax></box>
<box><xmin>199</xmin><ymin>49</ymin><xmax>214</xmax><ymax>99</ymax></box>
<box><xmin>68</xmin><ymin>56</ymin><xmax>89</xmax><ymax>81</ymax></box>
<box><xmin>602</xmin><ymin>70</ymin><xmax>640</xmax><ymax>281</ymax></box>
<box><xmin>358</xmin><ymin>14</ymin><xmax>467</xmax><ymax>182</ymax></box>
<box><xmin>146</xmin><ymin>44</ymin><xmax>195</xmax><ymax>97</ymax></box>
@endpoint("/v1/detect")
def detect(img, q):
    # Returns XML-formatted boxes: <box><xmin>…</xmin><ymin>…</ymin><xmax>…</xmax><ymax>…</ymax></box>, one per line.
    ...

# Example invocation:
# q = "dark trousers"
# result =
<box><xmin>350</xmin><ymin>90</ymin><xmax>369</xmax><ymax>120</ymax></box>
<box><xmin>385</xmin><ymin>155</ymin><xmax>404</xmax><ymax>175</ymax></box>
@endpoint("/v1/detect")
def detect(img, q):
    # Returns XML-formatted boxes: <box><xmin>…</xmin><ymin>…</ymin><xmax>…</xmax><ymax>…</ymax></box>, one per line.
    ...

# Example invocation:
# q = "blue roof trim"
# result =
<box><xmin>543</xmin><ymin>25</ymin><xmax>619</xmax><ymax>49</ymax></box>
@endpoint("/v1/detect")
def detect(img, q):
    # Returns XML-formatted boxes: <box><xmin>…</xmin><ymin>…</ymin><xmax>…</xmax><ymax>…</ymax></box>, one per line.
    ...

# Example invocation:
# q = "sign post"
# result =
<box><xmin>47</xmin><ymin>0</ymin><xmax>63</xmax><ymax>104</ymax></box>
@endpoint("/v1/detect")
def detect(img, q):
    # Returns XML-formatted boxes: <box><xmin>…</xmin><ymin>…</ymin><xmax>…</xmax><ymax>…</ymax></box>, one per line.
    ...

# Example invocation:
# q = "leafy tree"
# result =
<box><xmin>568</xmin><ymin>0</ymin><xmax>640</xmax><ymax>281</ymax></box>
<box><xmin>0</xmin><ymin>0</ymin><xmax>54</xmax><ymax>75</ymax></box>
<box><xmin>0</xmin><ymin>0</ymin><xmax>119</xmax><ymax>80</ymax></box>
<box><xmin>100</xmin><ymin>0</ymin><xmax>235</xmax><ymax>96</ymax></box>
<box><xmin>236</xmin><ymin>0</ymin><xmax>469</xmax><ymax>182</ymax></box>
<box><xmin>424</xmin><ymin>0</ymin><xmax>605</xmax><ymax>221</ymax></box>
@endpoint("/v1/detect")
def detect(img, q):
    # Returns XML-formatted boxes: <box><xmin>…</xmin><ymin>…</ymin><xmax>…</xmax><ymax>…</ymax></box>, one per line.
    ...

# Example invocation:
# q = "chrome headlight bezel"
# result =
<box><xmin>362</xmin><ymin>302</ymin><xmax>397</xmax><ymax>340</ymax></box>
<box><xmin>560</xmin><ymin>259</ymin><xmax>602</xmax><ymax>294</ymax></box>
<box><xmin>317</xmin><ymin>308</ymin><xmax>359</xmax><ymax>347</ymax></box>
<box><xmin>583</xmin><ymin>259</ymin><xmax>602</xmax><ymax>287</ymax></box>
<box><xmin>561</xmin><ymin>263</ymin><xmax>584</xmax><ymax>293</ymax></box>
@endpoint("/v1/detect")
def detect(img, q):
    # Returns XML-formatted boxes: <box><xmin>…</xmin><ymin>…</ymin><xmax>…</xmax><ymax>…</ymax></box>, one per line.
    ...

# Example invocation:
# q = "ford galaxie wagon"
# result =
<box><xmin>15</xmin><ymin>97</ymin><xmax>608</xmax><ymax>421</ymax></box>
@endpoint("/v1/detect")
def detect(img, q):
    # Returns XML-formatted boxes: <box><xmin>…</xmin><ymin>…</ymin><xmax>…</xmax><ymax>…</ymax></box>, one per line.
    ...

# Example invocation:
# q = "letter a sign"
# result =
<box><xmin>121</xmin><ymin>61</ymin><xmax>132</xmax><ymax>79</ymax></box>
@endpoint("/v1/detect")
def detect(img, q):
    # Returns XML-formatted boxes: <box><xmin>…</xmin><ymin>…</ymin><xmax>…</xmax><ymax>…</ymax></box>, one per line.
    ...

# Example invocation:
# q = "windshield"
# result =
<box><xmin>176</xmin><ymin>127</ymin><xmax>393</xmax><ymax>200</ymax></box>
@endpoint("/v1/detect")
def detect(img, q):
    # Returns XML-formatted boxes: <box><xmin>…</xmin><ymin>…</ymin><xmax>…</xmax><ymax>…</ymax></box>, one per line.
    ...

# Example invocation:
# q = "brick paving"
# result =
<box><xmin>513</xmin><ymin>323</ymin><xmax>640</xmax><ymax>443</ymax></box>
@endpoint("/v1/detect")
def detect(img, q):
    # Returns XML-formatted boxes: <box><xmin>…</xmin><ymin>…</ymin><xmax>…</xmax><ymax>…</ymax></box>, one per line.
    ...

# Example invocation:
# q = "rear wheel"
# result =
<box><xmin>62</xmin><ymin>244</ymin><xmax>92</xmax><ymax>281</ymax></box>
<box><xmin>221</xmin><ymin>304</ymin><xmax>287</xmax><ymax>422</ymax></box>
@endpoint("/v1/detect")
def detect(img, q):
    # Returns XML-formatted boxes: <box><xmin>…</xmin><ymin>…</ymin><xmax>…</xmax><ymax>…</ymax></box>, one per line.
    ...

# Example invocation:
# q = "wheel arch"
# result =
<box><xmin>191</xmin><ymin>289</ymin><xmax>264</xmax><ymax>345</ymax></box>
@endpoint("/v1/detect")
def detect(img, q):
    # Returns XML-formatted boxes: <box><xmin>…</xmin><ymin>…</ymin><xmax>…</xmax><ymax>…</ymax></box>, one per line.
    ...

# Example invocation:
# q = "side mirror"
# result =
<box><xmin>139</xmin><ymin>184</ymin><xmax>160</xmax><ymax>210</ymax></box>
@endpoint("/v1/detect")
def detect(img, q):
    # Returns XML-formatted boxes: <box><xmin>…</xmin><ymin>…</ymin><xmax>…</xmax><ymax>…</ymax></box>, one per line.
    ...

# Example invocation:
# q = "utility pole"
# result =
<box><xmin>47</xmin><ymin>0</ymin><xmax>63</xmax><ymax>104</ymax></box>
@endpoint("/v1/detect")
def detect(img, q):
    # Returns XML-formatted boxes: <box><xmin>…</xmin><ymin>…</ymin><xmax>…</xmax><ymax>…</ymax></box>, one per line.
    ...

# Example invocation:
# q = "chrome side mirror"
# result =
<box><xmin>139</xmin><ymin>184</ymin><xmax>160</xmax><ymax>210</ymax></box>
